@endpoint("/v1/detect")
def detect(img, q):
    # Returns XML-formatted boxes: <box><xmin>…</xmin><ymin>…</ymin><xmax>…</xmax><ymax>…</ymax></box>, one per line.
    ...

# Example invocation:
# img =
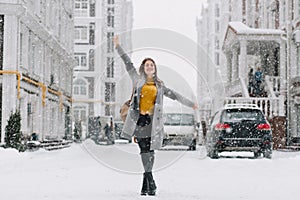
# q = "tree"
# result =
<box><xmin>73</xmin><ymin>120</ymin><xmax>82</xmax><ymax>142</ymax></box>
<box><xmin>4</xmin><ymin>110</ymin><xmax>26</xmax><ymax>152</ymax></box>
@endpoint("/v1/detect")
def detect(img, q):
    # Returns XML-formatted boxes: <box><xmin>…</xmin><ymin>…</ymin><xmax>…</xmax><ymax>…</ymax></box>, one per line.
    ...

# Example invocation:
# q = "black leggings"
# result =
<box><xmin>137</xmin><ymin>137</ymin><xmax>154</xmax><ymax>153</ymax></box>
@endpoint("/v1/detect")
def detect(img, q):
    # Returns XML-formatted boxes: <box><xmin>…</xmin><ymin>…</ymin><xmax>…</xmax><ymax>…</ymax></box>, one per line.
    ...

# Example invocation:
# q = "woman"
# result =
<box><xmin>113</xmin><ymin>36</ymin><xmax>198</xmax><ymax>196</ymax></box>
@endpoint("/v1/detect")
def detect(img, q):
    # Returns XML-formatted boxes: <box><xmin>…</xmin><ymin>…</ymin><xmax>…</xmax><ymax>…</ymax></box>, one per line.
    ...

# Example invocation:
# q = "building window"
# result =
<box><xmin>215</xmin><ymin>3</ymin><xmax>220</xmax><ymax>17</ymax></box>
<box><xmin>282</xmin><ymin>1</ymin><xmax>286</xmax><ymax>24</ymax></box>
<box><xmin>74</xmin><ymin>53</ymin><xmax>87</xmax><ymax>68</ymax></box>
<box><xmin>28</xmin><ymin>31</ymin><xmax>35</xmax><ymax>74</ymax></box>
<box><xmin>108</xmin><ymin>0</ymin><xmax>115</xmax><ymax>4</ymax></box>
<box><xmin>27</xmin><ymin>103</ymin><xmax>33</xmax><ymax>130</ymax></box>
<box><xmin>215</xmin><ymin>20</ymin><xmax>220</xmax><ymax>32</ymax></box>
<box><xmin>73</xmin><ymin>78</ymin><xmax>87</xmax><ymax>96</ymax></box>
<box><xmin>105</xmin><ymin>105</ymin><xmax>111</xmax><ymax>116</ymax></box>
<box><xmin>298</xmin><ymin>0</ymin><xmax>300</xmax><ymax>15</ymax></box>
<box><xmin>33</xmin><ymin>41</ymin><xmax>43</xmax><ymax>77</ymax></box>
<box><xmin>90</xmin><ymin>0</ymin><xmax>95</xmax><ymax>17</ymax></box>
<box><xmin>215</xmin><ymin>52</ymin><xmax>220</xmax><ymax>66</ymax></box>
<box><xmin>107</xmin><ymin>32</ymin><xmax>114</xmax><ymax>53</ymax></box>
<box><xmin>275</xmin><ymin>0</ymin><xmax>279</xmax><ymax>29</ymax></box>
<box><xmin>105</xmin><ymin>82</ymin><xmax>115</xmax><ymax>102</ymax></box>
<box><xmin>105</xmin><ymin>105</ymin><xmax>115</xmax><ymax>116</ymax></box>
<box><xmin>19</xmin><ymin>33</ymin><xmax>23</xmax><ymax>68</ymax></box>
<box><xmin>51</xmin><ymin>53</ymin><xmax>59</xmax><ymax>85</ymax></box>
<box><xmin>89</xmin><ymin>23</ymin><xmax>95</xmax><ymax>45</ymax></box>
<box><xmin>297</xmin><ymin>47</ymin><xmax>300</xmax><ymax>76</ymax></box>
<box><xmin>215</xmin><ymin>38</ymin><xmax>219</xmax><ymax>50</ymax></box>
<box><xmin>107</xmin><ymin>57</ymin><xmax>114</xmax><ymax>78</ymax></box>
<box><xmin>108</xmin><ymin>7</ymin><xmax>114</xmax><ymax>15</ymax></box>
<box><xmin>73</xmin><ymin>106</ymin><xmax>87</xmax><ymax>121</ymax></box>
<box><xmin>107</xmin><ymin>15</ymin><xmax>114</xmax><ymax>27</ymax></box>
<box><xmin>297</xmin><ymin>105</ymin><xmax>300</xmax><ymax>136</ymax></box>
<box><xmin>89</xmin><ymin>49</ymin><xmax>95</xmax><ymax>70</ymax></box>
<box><xmin>242</xmin><ymin>0</ymin><xmax>246</xmax><ymax>16</ymax></box>
<box><xmin>74</xmin><ymin>0</ymin><xmax>89</xmax><ymax>17</ymax></box>
<box><xmin>107</xmin><ymin>7</ymin><xmax>114</xmax><ymax>27</ymax></box>
<box><xmin>0</xmin><ymin>15</ymin><xmax>3</xmax><ymax>70</ymax></box>
<box><xmin>75</xmin><ymin>26</ymin><xmax>88</xmax><ymax>42</ymax></box>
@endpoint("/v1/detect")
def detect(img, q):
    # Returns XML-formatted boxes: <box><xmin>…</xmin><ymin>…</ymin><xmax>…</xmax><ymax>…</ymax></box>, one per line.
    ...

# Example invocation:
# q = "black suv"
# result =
<box><xmin>206</xmin><ymin>104</ymin><xmax>272</xmax><ymax>159</ymax></box>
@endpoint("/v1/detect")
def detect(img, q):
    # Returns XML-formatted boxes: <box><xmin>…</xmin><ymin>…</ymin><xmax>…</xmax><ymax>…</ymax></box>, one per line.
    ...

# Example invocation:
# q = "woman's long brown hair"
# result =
<box><xmin>139</xmin><ymin>58</ymin><xmax>163</xmax><ymax>85</ymax></box>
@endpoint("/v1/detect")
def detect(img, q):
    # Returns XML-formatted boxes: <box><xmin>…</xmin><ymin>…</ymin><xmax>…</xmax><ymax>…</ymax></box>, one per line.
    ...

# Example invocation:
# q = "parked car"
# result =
<box><xmin>114</xmin><ymin>120</ymin><xmax>132</xmax><ymax>143</ymax></box>
<box><xmin>206</xmin><ymin>104</ymin><xmax>272</xmax><ymax>159</ymax></box>
<box><xmin>162</xmin><ymin>112</ymin><xmax>198</xmax><ymax>150</ymax></box>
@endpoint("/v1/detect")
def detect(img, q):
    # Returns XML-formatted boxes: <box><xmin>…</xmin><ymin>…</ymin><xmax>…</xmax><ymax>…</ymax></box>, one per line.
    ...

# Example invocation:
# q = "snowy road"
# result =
<box><xmin>1</xmin><ymin>140</ymin><xmax>300</xmax><ymax>200</ymax></box>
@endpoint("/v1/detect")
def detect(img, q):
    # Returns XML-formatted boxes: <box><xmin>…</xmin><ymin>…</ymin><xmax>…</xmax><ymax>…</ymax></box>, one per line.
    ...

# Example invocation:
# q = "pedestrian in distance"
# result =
<box><xmin>254</xmin><ymin>67</ymin><xmax>263</xmax><ymax>97</ymax></box>
<box><xmin>113</xmin><ymin>35</ymin><xmax>198</xmax><ymax>196</ymax></box>
<box><xmin>248</xmin><ymin>68</ymin><xmax>254</xmax><ymax>96</ymax></box>
<box><xmin>104</xmin><ymin>121</ymin><xmax>114</xmax><ymax>144</ymax></box>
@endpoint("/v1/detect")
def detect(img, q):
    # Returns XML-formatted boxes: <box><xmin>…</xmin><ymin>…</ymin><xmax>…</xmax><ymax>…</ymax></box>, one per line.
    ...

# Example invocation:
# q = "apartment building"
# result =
<box><xmin>196</xmin><ymin>0</ymin><xmax>225</xmax><ymax>121</ymax></box>
<box><xmin>0</xmin><ymin>0</ymin><xmax>75</xmax><ymax>143</ymax></box>
<box><xmin>72</xmin><ymin>0</ymin><xmax>133</xmax><ymax>135</ymax></box>
<box><xmin>100</xmin><ymin>0</ymin><xmax>132</xmax><ymax>118</ymax></box>
<box><xmin>72</xmin><ymin>0</ymin><xmax>102</xmax><ymax>131</ymax></box>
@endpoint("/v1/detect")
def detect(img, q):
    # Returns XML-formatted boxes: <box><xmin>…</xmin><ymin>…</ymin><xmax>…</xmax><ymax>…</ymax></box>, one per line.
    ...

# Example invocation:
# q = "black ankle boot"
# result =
<box><xmin>141</xmin><ymin>173</ymin><xmax>149</xmax><ymax>195</ymax></box>
<box><xmin>145</xmin><ymin>172</ymin><xmax>156</xmax><ymax>196</ymax></box>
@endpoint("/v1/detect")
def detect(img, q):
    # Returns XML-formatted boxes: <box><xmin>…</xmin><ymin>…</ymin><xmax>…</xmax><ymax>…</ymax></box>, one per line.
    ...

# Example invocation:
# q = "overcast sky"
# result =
<box><xmin>131</xmin><ymin>0</ymin><xmax>207</xmax><ymax>42</ymax></box>
<box><xmin>130</xmin><ymin>0</ymin><xmax>207</xmax><ymax>96</ymax></box>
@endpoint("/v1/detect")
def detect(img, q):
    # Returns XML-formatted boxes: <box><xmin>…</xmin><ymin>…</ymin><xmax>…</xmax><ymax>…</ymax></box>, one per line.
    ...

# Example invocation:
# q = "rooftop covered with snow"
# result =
<box><xmin>228</xmin><ymin>21</ymin><xmax>285</xmax><ymax>35</ymax></box>
<box><xmin>223</xmin><ymin>21</ymin><xmax>286</xmax><ymax>54</ymax></box>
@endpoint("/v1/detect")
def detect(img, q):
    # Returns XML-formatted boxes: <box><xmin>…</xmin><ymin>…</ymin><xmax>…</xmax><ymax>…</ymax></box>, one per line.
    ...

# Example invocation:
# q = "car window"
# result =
<box><xmin>164</xmin><ymin>113</ymin><xmax>194</xmax><ymax>126</ymax></box>
<box><xmin>221</xmin><ymin>109</ymin><xmax>265</xmax><ymax>122</ymax></box>
<box><xmin>211</xmin><ymin>111</ymin><xmax>221</xmax><ymax>127</ymax></box>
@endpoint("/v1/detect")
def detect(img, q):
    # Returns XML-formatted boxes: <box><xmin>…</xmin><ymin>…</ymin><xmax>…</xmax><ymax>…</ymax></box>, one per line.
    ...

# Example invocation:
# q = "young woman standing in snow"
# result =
<box><xmin>113</xmin><ymin>36</ymin><xmax>198</xmax><ymax>196</ymax></box>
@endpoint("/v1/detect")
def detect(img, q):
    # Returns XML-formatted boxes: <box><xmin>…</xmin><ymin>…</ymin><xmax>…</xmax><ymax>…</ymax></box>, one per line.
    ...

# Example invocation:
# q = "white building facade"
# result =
<box><xmin>100</xmin><ymin>0</ymin><xmax>133</xmax><ymax>119</ymax></box>
<box><xmin>198</xmin><ymin>0</ymin><xmax>300</xmax><ymax>148</ymax></box>
<box><xmin>0</xmin><ymin>0</ymin><xmax>75</xmax><ymax>143</ymax></box>
<box><xmin>72</xmin><ymin>0</ymin><xmax>102</xmax><ymax>133</ymax></box>
<box><xmin>72</xmin><ymin>0</ymin><xmax>133</xmax><ymax>133</ymax></box>
<box><xmin>197</xmin><ymin>0</ymin><xmax>225</xmax><ymax>121</ymax></box>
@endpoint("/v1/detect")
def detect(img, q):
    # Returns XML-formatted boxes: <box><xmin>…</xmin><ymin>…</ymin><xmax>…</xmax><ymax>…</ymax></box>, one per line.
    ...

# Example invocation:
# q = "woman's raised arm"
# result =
<box><xmin>113</xmin><ymin>35</ymin><xmax>138</xmax><ymax>81</ymax></box>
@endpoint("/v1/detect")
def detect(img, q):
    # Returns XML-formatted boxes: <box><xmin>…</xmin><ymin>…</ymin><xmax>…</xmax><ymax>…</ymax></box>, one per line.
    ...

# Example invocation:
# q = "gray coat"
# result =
<box><xmin>117</xmin><ymin>46</ymin><xmax>195</xmax><ymax>150</ymax></box>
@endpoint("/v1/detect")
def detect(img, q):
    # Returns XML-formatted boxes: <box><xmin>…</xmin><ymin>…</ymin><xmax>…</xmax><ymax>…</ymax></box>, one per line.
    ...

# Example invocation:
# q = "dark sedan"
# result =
<box><xmin>206</xmin><ymin>104</ymin><xmax>272</xmax><ymax>159</ymax></box>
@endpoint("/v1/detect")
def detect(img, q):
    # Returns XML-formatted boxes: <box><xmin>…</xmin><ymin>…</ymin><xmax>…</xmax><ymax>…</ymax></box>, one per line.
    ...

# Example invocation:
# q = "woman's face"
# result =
<box><xmin>144</xmin><ymin>60</ymin><xmax>156</xmax><ymax>77</ymax></box>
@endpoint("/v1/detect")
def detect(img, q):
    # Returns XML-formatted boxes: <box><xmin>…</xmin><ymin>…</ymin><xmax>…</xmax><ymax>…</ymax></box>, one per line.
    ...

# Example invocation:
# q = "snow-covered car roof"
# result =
<box><xmin>223</xmin><ymin>103</ymin><xmax>261</xmax><ymax>110</ymax></box>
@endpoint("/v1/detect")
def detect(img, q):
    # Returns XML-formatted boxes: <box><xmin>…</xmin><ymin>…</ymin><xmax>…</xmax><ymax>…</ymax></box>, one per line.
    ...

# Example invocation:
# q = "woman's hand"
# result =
<box><xmin>192</xmin><ymin>104</ymin><xmax>198</xmax><ymax>110</ymax></box>
<box><xmin>113</xmin><ymin>35</ymin><xmax>120</xmax><ymax>48</ymax></box>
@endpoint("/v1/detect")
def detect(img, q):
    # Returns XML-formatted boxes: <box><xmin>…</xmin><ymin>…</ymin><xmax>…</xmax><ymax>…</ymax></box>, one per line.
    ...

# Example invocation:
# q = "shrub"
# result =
<box><xmin>4</xmin><ymin>110</ymin><xmax>26</xmax><ymax>152</ymax></box>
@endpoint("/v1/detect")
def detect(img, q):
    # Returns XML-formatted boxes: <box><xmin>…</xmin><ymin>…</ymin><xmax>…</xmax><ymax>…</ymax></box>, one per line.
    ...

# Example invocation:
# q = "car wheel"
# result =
<box><xmin>188</xmin><ymin>139</ymin><xmax>197</xmax><ymax>151</ymax></box>
<box><xmin>253</xmin><ymin>151</ymin><xmax>261</xmax><ymax>158</ymax></box>
<box><xmin>263</xmin><ymin>149</ymin><xmax>272</xmax><ymax>159</ymax></box>
<box><xmin>162</xmin><ymin>139</ymin><xmax>167</xmax><ymax>147</ymax></box>
<box><xmin>208</xmin><ymin>149</ymin><xmax>219</xmax><ymax>159</ymax></box>
<box><xmin>189</xmin><ymin>145</ymin><xmax>196</xmax><ymax>151</ymax></box>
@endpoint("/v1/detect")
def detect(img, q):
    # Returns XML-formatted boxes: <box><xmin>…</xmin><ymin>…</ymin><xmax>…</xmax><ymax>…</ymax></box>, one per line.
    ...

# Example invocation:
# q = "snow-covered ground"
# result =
<box><xmin>1</xmin><ymin>140</ymin><xmax>300</xmax><ymax>200</ymax></box>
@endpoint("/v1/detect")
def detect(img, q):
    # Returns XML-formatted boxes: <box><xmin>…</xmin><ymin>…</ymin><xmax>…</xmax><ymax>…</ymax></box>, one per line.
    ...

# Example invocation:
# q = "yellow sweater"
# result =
<box><xmin>140</xmin><ymin>80</ymin><xmax>157</xmax><ymax>115</ymax></box>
